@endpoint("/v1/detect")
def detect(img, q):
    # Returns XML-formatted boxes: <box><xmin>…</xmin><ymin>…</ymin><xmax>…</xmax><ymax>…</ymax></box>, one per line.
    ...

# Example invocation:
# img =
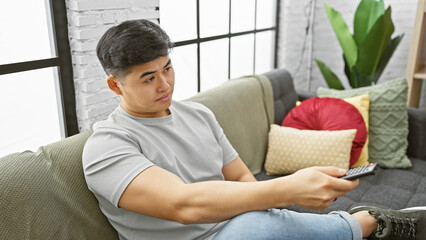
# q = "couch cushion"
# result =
<box><xmin>0</xmin><ymin>131</ymin><xmax>118</xmax><ymax>240</ymax></box>
<box><xmin>187</xmin><ymin>74</ymin><xmax>274</xmax><ymax>175</ymax></box>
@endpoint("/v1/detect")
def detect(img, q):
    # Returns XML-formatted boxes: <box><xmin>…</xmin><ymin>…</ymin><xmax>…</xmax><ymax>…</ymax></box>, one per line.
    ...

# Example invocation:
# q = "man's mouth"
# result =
<box><xmin>157</xmin><ymin>94</ymin><xmax>171</xmax><ymax>102</ymax></box>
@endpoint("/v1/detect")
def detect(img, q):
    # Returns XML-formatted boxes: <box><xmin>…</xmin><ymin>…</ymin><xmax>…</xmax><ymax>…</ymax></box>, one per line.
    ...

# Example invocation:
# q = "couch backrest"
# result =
<box><xmin>187</xmin><ymin>74</ymin><xmax>274</xmax><ymax>174</ymax></box>
<box><xmin>0</xmin><ymin>131</ymin><xmax>119</xmax><ymax>240</ymax></box>
<box><xmin>263</xmin><ymin>68</ymin><xmax>298</xmax><ymax>125</ymax></box>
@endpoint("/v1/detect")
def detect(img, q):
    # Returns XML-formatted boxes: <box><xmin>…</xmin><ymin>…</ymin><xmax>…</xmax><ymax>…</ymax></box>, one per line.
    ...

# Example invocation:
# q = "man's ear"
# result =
<box><xmin>107</xmin><ymin>75</ymin><xmax>123</xmax><ymax>95</ymax></box>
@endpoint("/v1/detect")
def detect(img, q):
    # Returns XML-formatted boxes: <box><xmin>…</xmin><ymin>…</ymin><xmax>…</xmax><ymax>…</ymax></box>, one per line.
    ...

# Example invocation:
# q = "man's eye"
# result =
<box><xmin>146</xmin><ymin>77</ymin><xmax>154</xmax><ymax>83</ymax></box>
<box><xmin>165</xmin><ymin>67</ymin><xmax>172</xmax><ymax>72</ymax></box>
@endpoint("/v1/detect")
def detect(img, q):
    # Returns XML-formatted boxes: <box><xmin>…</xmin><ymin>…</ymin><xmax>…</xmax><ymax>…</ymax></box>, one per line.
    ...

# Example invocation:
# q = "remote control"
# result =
<box><xmin>339</xmin><ymin>163</ymin><xmax>378</xmax><ymax>180</ymax></box>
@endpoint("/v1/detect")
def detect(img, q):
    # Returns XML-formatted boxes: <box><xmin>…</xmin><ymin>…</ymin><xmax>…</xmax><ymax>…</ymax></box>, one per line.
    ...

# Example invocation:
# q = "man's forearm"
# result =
<box><xmin>119</xmin><ymin>166</ymin><xmax>358</xmax><ymax>225</ymax></box>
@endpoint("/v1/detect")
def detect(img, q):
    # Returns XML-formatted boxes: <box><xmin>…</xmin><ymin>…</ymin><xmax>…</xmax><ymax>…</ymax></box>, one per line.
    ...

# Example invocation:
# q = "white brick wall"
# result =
<box><xmin>278</xmin><ymin>0</ymin><xmax>425</xmax><ymax>106</ymax></box>
<box><xmin>66</xmin><ymin>0</ymin><xmax>160</xmax><ymax>131</ymax></box>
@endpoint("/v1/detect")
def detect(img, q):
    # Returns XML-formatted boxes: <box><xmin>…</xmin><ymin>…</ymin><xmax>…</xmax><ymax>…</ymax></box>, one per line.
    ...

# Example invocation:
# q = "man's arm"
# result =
<box><xmin>221</xmin><ymin>156</ymin><xmax>257</xmax><ymax>182</ymax></box>
<box><xmin>118</xmin><ymin>165</ymin><xmax>358</xmax><ymax>225</ymax></box>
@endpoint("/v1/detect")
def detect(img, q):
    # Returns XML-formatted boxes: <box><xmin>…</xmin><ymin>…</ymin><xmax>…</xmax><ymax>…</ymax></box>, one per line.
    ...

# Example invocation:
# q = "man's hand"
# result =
<box><xmin>277</xmin><ymin>166</ymin><xmax>359</xmax><ymax>210</ymax></box>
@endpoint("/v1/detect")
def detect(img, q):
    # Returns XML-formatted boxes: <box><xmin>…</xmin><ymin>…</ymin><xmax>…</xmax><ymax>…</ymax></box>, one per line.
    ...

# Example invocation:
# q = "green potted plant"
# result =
<box><xmin>316</xmin><ymin>0</ymin><xmax>404</xmax><ymax>89</ymax></box>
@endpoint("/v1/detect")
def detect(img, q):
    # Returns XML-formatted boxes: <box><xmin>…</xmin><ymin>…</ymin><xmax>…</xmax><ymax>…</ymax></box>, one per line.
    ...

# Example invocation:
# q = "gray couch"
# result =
<box><xmin>258</xmin><ymin>69</ymin><xmax>426</xmax><ymax>214</ymax></box>
<box><xmin>1</xmin><ymin>68</ymin><xmax>425</xmax><ymax>239</ymax></box>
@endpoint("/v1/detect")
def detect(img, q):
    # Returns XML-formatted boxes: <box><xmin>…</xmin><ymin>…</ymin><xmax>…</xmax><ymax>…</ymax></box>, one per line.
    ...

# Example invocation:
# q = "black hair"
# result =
<box><xmin>96</xmin><ymin>19</ymin><xmax>174</xmax><ymax>81</ymax></box>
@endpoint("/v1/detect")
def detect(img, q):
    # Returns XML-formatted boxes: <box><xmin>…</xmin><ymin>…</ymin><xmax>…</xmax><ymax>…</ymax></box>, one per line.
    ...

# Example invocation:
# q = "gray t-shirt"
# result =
<box><xmin>82</xmin><ymin>101</ymin><xmax>238</xmax><ymax>240</ymax></box>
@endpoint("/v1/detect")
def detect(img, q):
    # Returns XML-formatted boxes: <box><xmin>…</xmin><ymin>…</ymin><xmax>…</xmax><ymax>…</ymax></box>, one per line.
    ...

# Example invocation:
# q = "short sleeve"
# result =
<box><xmin>213</xmin><ymin>118</ymin><xmax>238</xmax><ymax>166</ymax></box>
<box><xmin>82</xmin><ymin>126</ymin><xmax>154</xmax><ymax>207</ymax></box>
<box><xmin>189</xmin><ymin>102</ymin><xmax>238</xmax><ymax>166</ymax></box>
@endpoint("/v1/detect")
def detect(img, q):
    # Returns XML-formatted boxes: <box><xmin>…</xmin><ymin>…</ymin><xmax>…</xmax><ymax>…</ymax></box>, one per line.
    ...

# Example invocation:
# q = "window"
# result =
<box><xmin>160</xmin><ymin>0</ymin><xmax>278</xmax><ymax>100</ymax></box>
<box><xmin>0</xmin><ymin>0</ymin><xmax>77</xmax><ymax>157</ymax></box>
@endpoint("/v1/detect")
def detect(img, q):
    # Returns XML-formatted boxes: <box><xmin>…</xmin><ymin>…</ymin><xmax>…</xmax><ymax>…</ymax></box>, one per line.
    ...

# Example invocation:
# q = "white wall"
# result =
<box><xmin>277</xmin><ymin>0</ymin><xmax>425</xmax><ymax>106</ymax></box>
<box><xmin>66</xmin><ymin>0</ymin><xmax>160</xmax><ymax>132</ymax></box>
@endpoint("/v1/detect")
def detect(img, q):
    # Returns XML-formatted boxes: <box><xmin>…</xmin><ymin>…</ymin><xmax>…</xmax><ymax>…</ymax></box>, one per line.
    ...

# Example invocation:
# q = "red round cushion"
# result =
<box><xmin>282</xmin><ymin>97</ymin><xmax>367</xmax><ymax>167</ymax></box>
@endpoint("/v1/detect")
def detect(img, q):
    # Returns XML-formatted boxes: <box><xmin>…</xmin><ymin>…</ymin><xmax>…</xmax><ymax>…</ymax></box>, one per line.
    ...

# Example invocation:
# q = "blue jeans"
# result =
<box><xmin>212</xmin><ymin>209</ymin><xmax>362</xmax><ymax>240</ymax></box>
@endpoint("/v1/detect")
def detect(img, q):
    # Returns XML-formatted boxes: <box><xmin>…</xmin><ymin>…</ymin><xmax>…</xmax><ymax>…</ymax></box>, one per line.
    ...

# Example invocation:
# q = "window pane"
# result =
<box><xmin>200</xmin><ymin>0</ymin><xmax>230</xmax><ymax>38</ymax></box>
<box><xmin>160</xmin><ymin>0</ymin><xmax>197</xmax><ymax>42</ymax></box>
<box><xmin>256</xmin><ymin>0</ymin><xmax>276</xmax><ymax>29</ymax></box>
<box><xmin>200</xmin><ymin>39</ymin><xmax>229</xmax><ymax>91</ymax></box>
<box><xmin>230</xmin><ymin>34</ymin><xmax>254</xmax><ymax>78</ymax></box>
<box><xmin>0</xmin><ymin>1</ymin><xmax>55</xmax><ymax>64</ymax></box>
<box><xmin>255</xmin><ymin>31</ymin><xmax>275</xmax><ymax>74</ymax></box>
<box><xmin>170</xmin><ymin>45</ymin><xmax>198</xmax><ymax>100</ymax></box>
<box><xmin>0</xmin><ymin>68</ymin><xmax>62</xmax><ymax>157</ymax></box>
<box><xmin>231</xmin><ymin>0</ymin><xmax>255</xmax><ymax>33</ymax></box>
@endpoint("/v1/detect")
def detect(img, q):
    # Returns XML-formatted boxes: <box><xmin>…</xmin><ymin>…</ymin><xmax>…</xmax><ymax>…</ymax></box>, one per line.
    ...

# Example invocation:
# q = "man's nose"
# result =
<box><xmin>157</xmin><ymin>75</ymin><xmax>170</xmax><ymax>91</ymax></box>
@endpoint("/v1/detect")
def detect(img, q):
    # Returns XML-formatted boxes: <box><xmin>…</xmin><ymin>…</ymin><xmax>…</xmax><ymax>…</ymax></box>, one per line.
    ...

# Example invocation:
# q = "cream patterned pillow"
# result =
<box><xmin>264</xmin><ymin>125</ymin><xmax>357</xmax><ymax>175</ymax></box>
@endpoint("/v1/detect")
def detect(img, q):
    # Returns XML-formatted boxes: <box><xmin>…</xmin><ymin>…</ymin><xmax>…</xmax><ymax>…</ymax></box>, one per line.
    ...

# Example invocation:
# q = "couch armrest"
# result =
<box><xmin>0</xmin><ymin>131</ymin><xmax>119</xmax><ymax>239</ymax></box>
<box><xmin>407</xmin><ymin>107</ymin><xmax>426</xmax><ymax>160</ymax></box>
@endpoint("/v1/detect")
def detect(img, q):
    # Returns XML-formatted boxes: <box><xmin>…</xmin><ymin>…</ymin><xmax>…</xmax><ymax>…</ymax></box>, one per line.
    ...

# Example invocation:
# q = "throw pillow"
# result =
<box><xmin>343</xmin><ymin>94</ymin><xmax>370</xmax><ymax>168</ymax></box>
<box><xmin>317</xmin><ymin>78</ymin><xmax>411</xmax><ymax>168</ymax></box>
<box><xmin>282</xmin><ymin>97</ymin><xmax>367</xmax><ymax>167</ymax></box>
<box><xmin>295</xmin><ymin>94</ymin><xmax>371</xmax><ymax>167</ymax></box>
<box><xmin>342</xmin><ymin>94</ymin><xmax>370</xmax><ymax>168</ymax></box>
<box><xmin>264</xmin><ymin>125</ymin><xmax>356</xmax><ymax>175</ymax></box>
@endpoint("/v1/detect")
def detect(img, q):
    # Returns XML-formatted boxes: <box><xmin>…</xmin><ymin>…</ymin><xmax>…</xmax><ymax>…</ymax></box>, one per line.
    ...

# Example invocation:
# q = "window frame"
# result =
<box><xmin>164</xmin><ymin>0</ymin><xmax>280</xmax><ymax>92</ymax></box>
<box><xmin>0</xmin><ymin>0</ymin><xmax>78</xmax><ymax>137</ymax></box>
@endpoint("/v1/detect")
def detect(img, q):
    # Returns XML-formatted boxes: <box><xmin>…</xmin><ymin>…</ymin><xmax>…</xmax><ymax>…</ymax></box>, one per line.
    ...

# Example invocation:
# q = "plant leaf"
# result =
<box><xmin>315</xmin><ymin>59</ymin><xmax>344</xmax><ymax>90</ymax></box>
<box><xmin>324</xmin><ymin>3</ymin><xmax>358</xmax><ymax>69</ymax></box>
<box><xmin>354</xmin><ymin>0</ymin><xmax>385</xmax><ymax>45</ymax></box>
<box><xmin>352</xmin><ymin>68</ymin><xmax>374</xmax><ymax>87</ymax></box>
<box><xmin>343</xmin><ymin>55</ymin><xmax>358</xmax><ymax>88</ymax></box>
<box><xmin>355</xmin><ymin>6</ymin><xmax>394</xmax><ymax>77</ymax></box>
<box><xmin>344</xmin><ymin>54</ymin><xmax>351</xmax><ymax>84</ymax></box>
<box><xmin>372</xmin><ymin>34</ymin><xmax>404</xmax><ymax>84</ymax></box>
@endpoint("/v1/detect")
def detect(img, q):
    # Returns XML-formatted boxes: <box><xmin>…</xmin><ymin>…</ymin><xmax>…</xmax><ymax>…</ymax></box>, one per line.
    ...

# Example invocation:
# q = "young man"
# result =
<box><xmin>83</xmin><ymin>19</ymin><xmax>425</xmax><ymax>240</ymax></box>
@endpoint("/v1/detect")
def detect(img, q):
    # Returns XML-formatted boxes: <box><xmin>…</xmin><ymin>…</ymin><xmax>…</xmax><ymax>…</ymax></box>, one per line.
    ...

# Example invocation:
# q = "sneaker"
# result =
<box><xmin>349</xmin><ymin>206</ymin><xmax>426</xmax><ymax>239</ymax></box>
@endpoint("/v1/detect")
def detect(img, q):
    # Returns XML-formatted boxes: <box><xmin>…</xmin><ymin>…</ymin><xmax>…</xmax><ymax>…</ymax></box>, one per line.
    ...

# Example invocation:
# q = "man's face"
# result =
<box><xmin>111</xmin><ymin>56</ymin><xmax>175</xmax><ymax>118</ymax></box>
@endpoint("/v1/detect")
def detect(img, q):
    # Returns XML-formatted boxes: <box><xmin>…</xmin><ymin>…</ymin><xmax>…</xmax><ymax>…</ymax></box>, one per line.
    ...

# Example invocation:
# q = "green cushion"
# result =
<box><xmin>0</xmin><ymin>131</ymin><xmax>119</xmax><ymax>240</ymax></box>
<box><xmin>317</xmin><ymin>78</ymin><xmax>411</xmax><ymax>168</ymax></box>
<box><xmin>187</xmin><ymin>74</ymin><xmax>274</xmax><ymax>174</ymax></box>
